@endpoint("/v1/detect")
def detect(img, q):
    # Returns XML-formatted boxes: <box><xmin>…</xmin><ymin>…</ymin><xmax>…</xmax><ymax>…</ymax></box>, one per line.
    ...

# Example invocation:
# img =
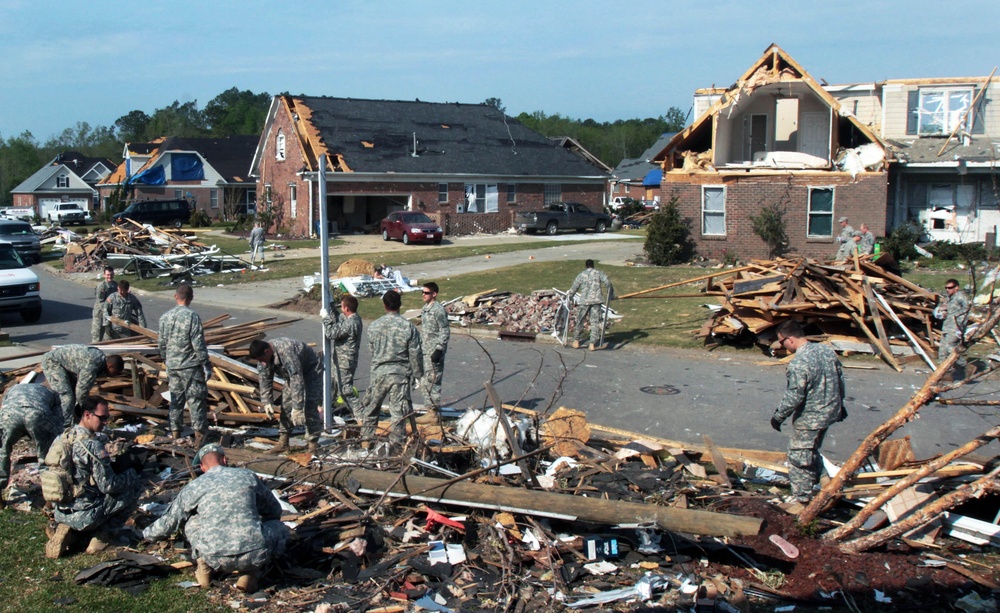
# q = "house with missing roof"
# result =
<box><xmin>11</xmin><ymin>151</ymin><xmax>115</xmax><ymax>216</ymax></box>
<box><xmin>97</xmin><ymin>136</ymin><xmax>259</xmax><ymax>218</ymax></box>
<box><xmin>652</xmin><ymin>44</ymin><xmax>890</xmax><ymax>261</ymax></box>
<box><xmin>250</xmin><ymin>95</ymin><xmax>609</xmax><ymax>237</ymax></box>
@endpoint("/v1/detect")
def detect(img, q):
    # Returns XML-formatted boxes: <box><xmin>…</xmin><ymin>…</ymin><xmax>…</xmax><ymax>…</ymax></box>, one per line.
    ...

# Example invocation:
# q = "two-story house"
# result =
<box><xmin>11</xmin><ymin>151</ymin><xmax>115</xmax><ymax>217</ymax></box>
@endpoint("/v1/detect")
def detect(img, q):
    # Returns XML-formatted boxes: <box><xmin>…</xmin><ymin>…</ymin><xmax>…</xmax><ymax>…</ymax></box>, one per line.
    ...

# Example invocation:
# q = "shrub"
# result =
<box><xmin>644</xmin><ymin>197</ymin><xmax>695</xmax><ymax>265</ymax></box>
<box><xmin>925</xmin><ymin>240</ymin><xmax>990</xmax><ymax>262</ymax></box>
<box><xmin>749</xmin><ymin>202</ymin><xmax>788</xmax><ymax>259</ymax></box>
<box><xmin>189</xmin><ymin>209</ymin><xmax>212</xmax><ymax>228</ymax></box>
<box><xmin>882</xmin><ymin>222</ymin><xmax>921</xmax><ymax>260</ymax></box>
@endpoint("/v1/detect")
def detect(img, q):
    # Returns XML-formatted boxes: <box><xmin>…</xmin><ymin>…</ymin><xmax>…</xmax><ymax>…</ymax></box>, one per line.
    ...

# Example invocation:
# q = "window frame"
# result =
<box><xmin>437</xmin><ymin>183</ymin><xmax>448</xmax><ymax>203</ymax></box>
<box><xmin>276</xmin><ymin>130</ymin><xmax>286</xmax><ymax>161</ymax></box>
<box><xmin>807</xmin><ymin>186</ymin><xmax>836</xmax><ymax>238</ymax></box>
<box><xmin>289</xmin><ymin>184</ymin><xmax>297</xmax><ymax>219</ymax></box>
<box><xmin>543</xmin><ymin>184</ymin><xmax>562</xmax><ymax>205</ymax></box>
<box><xmin>56</xmin><ymin>175</ymin><xmax>69</xmax><ymax>188</ymax></box>
<box><xmin>701</xmin><ymin>186</ymin><xmax>726</xmax><ymax>236</ymax></box>
<box><xmin>918</xmin><ymin>86</ymin><xmax>975</xmax><ymax>136</ymax></box>
<box><xmin>463</xmin><ymin>183</ymin><xmax>498</xmax><ymax>213</ymax></box>
<box><xmin>209</xmin><ymin>189</ymin><xmax>219</xmax><ymax>209</ymax></box>
<box><xmin>506</xmin><ymin>183</ymin><xmax>517</xmax><ymax>204</ymax></box>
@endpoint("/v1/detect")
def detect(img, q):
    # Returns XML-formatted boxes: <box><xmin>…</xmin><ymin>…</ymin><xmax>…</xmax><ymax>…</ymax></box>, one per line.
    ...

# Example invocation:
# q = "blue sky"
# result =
<box><xmin>1</xmin><ymin>0</ymin><xmax>996</xmax><ymax>141</ymax></box>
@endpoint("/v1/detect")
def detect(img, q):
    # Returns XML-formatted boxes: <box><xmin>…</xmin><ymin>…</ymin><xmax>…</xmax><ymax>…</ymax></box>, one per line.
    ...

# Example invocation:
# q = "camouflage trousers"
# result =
<box><xmin>196</xmin><ymin>520</ymin><xmax>289</xmax><ymax>574</ymax></box>
<box><xmin>91</xmin><ymin>302</ymin><xmax>107</xmax><ymax>343</ymax></box>
<box><xmin>278</xmin><ymin>376</ymin><xmax>324</xmax><ymax>443</ymax></box>
<box><xmin>362</xmin><ymin>371</ymin><xmax>411</xmax><ymax>444</ymax></box>
<box><xmin>939</xmin><ymin>332</ymin><xmax>966</xmax><ymax>369</ymax></box>
<box><xmin>573</xmin><ymin>303</ymin><xmax>604</xmax><ymax>345</ymax></box>
<box><xmin>249</xmin><ymin>244</ymin><xmax>265</xmax><ymax>266</ymax></box>
<box><xmin>40</xmin><ymin>357</ymin><xmax>78</xmax><ymax>428</ymax></box>
<box><xmin>167</xmin><ymin>367</ymin><xmax>208</xmax><ymax>435</ymax></box>
<box><xmin>0</xmin><ymin>411</ymin><xmax>61</xmax><ymax>488</ymax></box>
<box><xmin>54</xmin><ymin>484</ymin><xmax>141</xmax><ymax>532</ymax></box>
<box><xmin>335</xmin><ymin>365</ymin><xmax>364</xmax><ymax>425</ymax></box>
<box><xmin>788</xmin><ymin>427</ymin><xmax>828</xmax><ymax>500</ymax></box>
<box><xmin>419</xmin><ymin>354</ymin><xmax>445</xmax><ymax>408</ymax></box>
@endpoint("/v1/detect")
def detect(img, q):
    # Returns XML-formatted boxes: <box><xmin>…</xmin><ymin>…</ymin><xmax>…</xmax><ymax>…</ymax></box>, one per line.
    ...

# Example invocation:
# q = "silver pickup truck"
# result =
<box><xmin>515</xmin><ymin>201</ymin><xmax>612</xmax><ymax>235</ymax></box>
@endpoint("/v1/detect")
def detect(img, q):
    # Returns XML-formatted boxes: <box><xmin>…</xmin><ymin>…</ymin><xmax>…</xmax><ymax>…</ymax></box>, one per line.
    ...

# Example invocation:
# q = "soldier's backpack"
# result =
<box><xmin>40</xmin><ymin>431</ymin><xmax>88</xmax><ymax>504</ymax></box>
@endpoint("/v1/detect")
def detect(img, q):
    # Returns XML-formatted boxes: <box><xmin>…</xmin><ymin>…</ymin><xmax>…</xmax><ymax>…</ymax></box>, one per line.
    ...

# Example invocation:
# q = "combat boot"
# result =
<box><xmin>195</xmin><ymin>558</ymin><xmax>212</xmax><ymax>589</ymax></box>
<box><xmin>571</xmin><ymin>340</ymin><xmax>581</xmax><ymax>349</ymax></box>
<box><xmin>306</xmin><ymin>441</ymin><xmax>320</xmax><ymax>454</ymax></box>
<box><xmin>193</xmin><ymin>431</ymin><xmax>205</xmax><ymax>449</ymax></box>
<box><xmin>45</xmin><ymin>523</ymin><xmax>73</xmax><ymax>559</ymax></box>
<box><xmin>235</xmin><ymin>572</ymin><xmax>258</xmax><ymax>593</ymax></box>
<box><xmin>414</xmin><ymin>408</ymin><xmax>440</xmax><ymax>425</ymax></box>
<box><xmin>589</xmin><ymin>343</ymin><xmax>597</xmax><ymax>351</ymax></box>
<box><xmin>267</xmin><ymin>434</ymin><xmax>290</xmax><ymax>454</ymax></box>
<box><xmin>171</xmin><ymin>430</ymin><xmax>182</xmax><ymax>442</ymax></box>
<box><xmin>85</xmin><ymin>530</ymin><xmax>112</xmax><ymax>554</ymax></box>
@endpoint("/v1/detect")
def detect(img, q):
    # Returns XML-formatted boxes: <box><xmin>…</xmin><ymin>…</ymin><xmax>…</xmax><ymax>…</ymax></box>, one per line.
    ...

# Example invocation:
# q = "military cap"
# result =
<box><xmin>838</xmin><ymin>216</ymin><xmax>849</xmax><ymax>223</ymax></box>
<box><xmin>194</xmin><ymin>443</ymin><xmax>225</xmax><ymax>466</ymax></box>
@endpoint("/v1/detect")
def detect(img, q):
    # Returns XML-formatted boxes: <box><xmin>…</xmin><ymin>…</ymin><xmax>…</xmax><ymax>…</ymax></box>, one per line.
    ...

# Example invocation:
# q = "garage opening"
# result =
<box><xmin>325</xmin><ymin>194</ymin><xmax>410</xmax><ymax>235</ymax></box>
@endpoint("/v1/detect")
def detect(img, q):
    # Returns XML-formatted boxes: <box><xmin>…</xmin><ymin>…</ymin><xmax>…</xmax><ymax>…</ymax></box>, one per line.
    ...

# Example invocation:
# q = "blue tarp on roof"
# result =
<box><xmin>642</xmin><ymin>168</ymin><xmax>662</xmax><ymax>187</ymax></box>
<box><xmin>171</xmin><ymin>153</ymin><xmax>204</xmax><ymax>181</ymax></box>
<box><xmin>129</xmin><ymin>165</ymin><xmax>165</xmax><ymax>186</ymax></box>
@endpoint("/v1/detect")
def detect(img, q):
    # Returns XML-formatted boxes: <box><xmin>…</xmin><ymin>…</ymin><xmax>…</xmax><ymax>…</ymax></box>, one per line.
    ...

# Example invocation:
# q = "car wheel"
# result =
<box><xmin>595</xmin><ymin>220</ymin><xmax>607</xmax><ymax>233</ymax></box>
<box><xmin>20</xmin><ymin>307</ymin><xmax>42</xmax><ymax>324</ymax></box>
<box><xmin>545</xmin><ymin>221</ymin><xmax>558</xmax><ymax>235</ymax></box>
<box><xmin>403</xmin><ymin>233</ymin><xmax>411</xmax><ymax>245</ymax></box>
<box><xmin>171</xmin><ymin>219</ymin><xmax>183</xmax><ymax>229</ymax></box>
<box><xmin>382</xmin><ymin>230</ymin><xmax>390</xmax><ymax>241</ymax></box>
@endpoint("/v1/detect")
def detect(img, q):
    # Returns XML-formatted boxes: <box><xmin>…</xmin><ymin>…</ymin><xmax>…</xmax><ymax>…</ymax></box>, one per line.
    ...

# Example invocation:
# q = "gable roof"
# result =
<box><xmin>51</xmin><ymin>151</ymin><xmax>115</xmax><ymax>180</ymax></box>
<box><xmin>255</xmin><ymin>95</ymin><xmax>607</xmax><ymax>178</ymax></box>
<box><xmin>11</xmin><ymin>162</ymin><xmax>95</xmax><ymax>194</ymax></box>
<box><xmin>652</xmin><ymin>44</ymin><xmax>885</xmax><ymax>165</ymax></box>
<box><xmin>101</xmin><ymin>135</ymin><xmax>259</xmax><ymax>185</ymax></box>
<box><xmin>612</xmin><ymin>133</ymin><xmax>677</xmax><ymax>181</ymax></box>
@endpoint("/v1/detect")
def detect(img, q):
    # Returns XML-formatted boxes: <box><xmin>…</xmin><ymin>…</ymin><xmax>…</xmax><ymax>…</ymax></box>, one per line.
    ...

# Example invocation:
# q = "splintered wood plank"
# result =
<box><xmin>702</xmin><ymin>435</ymin><xmax>732</xmax><ymax>487</ymax></box>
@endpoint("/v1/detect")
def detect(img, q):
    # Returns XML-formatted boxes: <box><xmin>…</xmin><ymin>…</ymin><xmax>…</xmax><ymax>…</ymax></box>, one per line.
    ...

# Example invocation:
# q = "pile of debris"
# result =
<box><xmin>445</xmin><ymin>289</ymin><xmax>619</xmax><ymax>337</ymax></box>
<box><xmin>56</xmin><ymin>220</ymin><xmax>248</xmax><ymax>278</ymax></box>
<box><xmin>624</xmin><ymin>255</ymin><xmax>942</xmax><ymax>371</ymax></box>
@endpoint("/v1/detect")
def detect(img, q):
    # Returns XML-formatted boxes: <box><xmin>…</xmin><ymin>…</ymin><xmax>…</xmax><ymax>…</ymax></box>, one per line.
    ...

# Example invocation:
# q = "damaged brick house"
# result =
<box><xmin>652</xmin><ymin>44</ymin><xmax>889</xmax><ymax>260</ymax></box>
<box><xmin>249</xmin><ymin>95</ymin><xmax>608</xmax><ymax>237</ymax></box>
<box><xmin>97</xmin><ymin>136</ymin><xmax>259</xmax><ymax>218</ymax></box>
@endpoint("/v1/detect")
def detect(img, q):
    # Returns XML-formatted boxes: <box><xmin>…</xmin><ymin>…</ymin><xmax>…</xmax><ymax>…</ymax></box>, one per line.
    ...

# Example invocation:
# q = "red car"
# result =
<box><xmin>380</xmin><ymin>211</ymin><xmax>443</xmax><ymax>245</ymax></box>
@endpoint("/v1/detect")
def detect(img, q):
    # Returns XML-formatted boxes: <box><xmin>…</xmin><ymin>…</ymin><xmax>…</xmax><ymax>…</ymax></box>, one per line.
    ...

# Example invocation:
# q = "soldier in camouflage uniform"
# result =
<box><xmin>0</xmin><ymin>384</ymin><xmax>63</xmax><ymax>505</ymax></box>
<box><xmin>91</xmin><ymin>267</ymin><xmax>117</xmax><ymax>342</ymax></box>
<box><xmin>248</xmin><ymin>222</ymin><xmax>266</xmax><ymax>268</ymax></box>
<box><xmin>566</xmin><ymin>259</ymin><xmax>614</xmax><ymax>350</ymax></box>
<box><xmin>41</xmin><ymin>345</ymin><xmax>124</xmax><ymax>428</ymax></box>
<box><xmin>859</xmin><ymin>223</ymin><xmax>876</xmax><ymax>256</ymax></box>
<box><xmin>321</xmin><ymin>295</ymin><xmax>363</xmax><ymax>425</ymax></box>
<box><xmin>143</xmin><ymin>443</ymin><xmax>288</xmax><ymax>592</ymax></box>
<box><xmin>834</xmin><ymin>216</ymin><xmax>855</xmax><ymax>259</ymax></box>
<box><xmin>362</xmin><ymin>291</ymin><xmax>423</xmax><ymax>446</ymax></box>
<box><xmin>770</xmin><ymin>320</ymin><xmax>847</xmax><ymax>503</ymax></box>
<box><xmin>158</xmin><ymin>284</ymin><xmax>209</xmax><ymax>446</ymax></box>
<box><xmin>46</xmin><ymin>396</ymin><xmax>141</xmax><ymax>558</ymax></box>
<box><xmin>248</xmin><ymin>338</ymin><xmax>323</xmax><ymax>453</ymax></box>
<box><xmin>105</xmin><ymin>280</ymin><xmax>147</xmax><ymax>339</ymax></box>
<box><xmin>937</xmin><ymin>278</ymin><xmax>971</xmax><ymax>377</ymax></box>
<box><xmin>416</xmin><ymin>282</ymin><xmax>450</xmax><ymax>423</ymax></box>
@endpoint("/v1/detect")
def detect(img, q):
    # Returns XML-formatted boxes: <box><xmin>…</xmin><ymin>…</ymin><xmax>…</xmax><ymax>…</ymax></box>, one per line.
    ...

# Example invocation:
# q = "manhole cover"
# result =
<box><xmin>640</xmin><ymin>385</ymin><xmax>680</xmax><ymax>396</ymax></box>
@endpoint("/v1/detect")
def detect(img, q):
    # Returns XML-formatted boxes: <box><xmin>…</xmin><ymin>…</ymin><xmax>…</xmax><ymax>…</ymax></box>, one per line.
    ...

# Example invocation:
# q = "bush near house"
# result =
<box><xmin>644</xmin><ymin>197</ymin><xmax>695</xmax><ymax>265</ymax></box>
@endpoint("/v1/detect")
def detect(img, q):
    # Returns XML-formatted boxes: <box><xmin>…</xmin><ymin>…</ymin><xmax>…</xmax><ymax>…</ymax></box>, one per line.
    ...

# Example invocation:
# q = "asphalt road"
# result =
<box><xmin>4</xmin><ymin>251</ymin><xmax>998</xmax><ymax>463</ymax></box>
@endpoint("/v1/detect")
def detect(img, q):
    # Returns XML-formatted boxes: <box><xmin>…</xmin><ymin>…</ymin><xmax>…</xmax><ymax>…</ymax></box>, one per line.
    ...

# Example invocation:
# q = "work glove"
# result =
<box><xmin>319</xmin><ymin>308</ymin><xmax>329</xmax><ymax>319</ymax></box>
<box><xmin>263</xmin><ymin>404</ymin><xmax>276</xmax><ymax>419</ymax></box>
<box><xmin>770</xmin><ymin>416</ymin><xmax>782</xmax><ymax>432</ymax></box>
<box><xmin>431</xmin><ymin>348</ymin><xmax>443</xmax><ymax>362</ymax></box>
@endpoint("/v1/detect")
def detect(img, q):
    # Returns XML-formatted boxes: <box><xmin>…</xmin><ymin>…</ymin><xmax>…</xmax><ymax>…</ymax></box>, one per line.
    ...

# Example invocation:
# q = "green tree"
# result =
<box><xmin>146</xmin><ymin>100</ymin><xmax>207</xmax><ymax>138</ymax></box>
<box><xmin>203</xmin><ymin>88</ymin><xmax>271</xmax><ymax>136</ymax></box>
<box><xmin>483</xmin><ymin>97</ymin><xmax>506</xmax><ymax>113</ymax></box>
<box><xmin>114</xmin><ymin>110</ymin><xmax>151</xmax><ymax>142</ymax></box>
<box><xmin>644</xmin><ymin>197</ymin><xmax>694</xmax><ymax>265</ymax></box>
<box><xmin>0</xmin><ymin>131</ymin><xmax>46</xmax><ymax>207</ymax></box>
<box><xmin>749</xmin><ymin>202</ymin><xmax>789</xmax><ymax>259</ymax></box>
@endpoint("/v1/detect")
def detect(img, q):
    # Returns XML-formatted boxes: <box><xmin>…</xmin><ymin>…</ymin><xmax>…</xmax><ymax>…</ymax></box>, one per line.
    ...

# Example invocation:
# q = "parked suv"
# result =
<box><xmin>0</xmin><ymin>240</ymin><xmax>42</xmax><ymax>323</ymax></box>
<box><xmin>47</xmin><ymin>203</ymin><xmax>87</xmax><ymax>225</ymax></box>
<box><xmin>112</xmin><ymin>199</ymin><xmax>191</xmax><ymax>228</ymax></box>
<box><xmin>0</xmin><ymin>220</ymin><xmax>41</xmax><ymax>264</ymax></box>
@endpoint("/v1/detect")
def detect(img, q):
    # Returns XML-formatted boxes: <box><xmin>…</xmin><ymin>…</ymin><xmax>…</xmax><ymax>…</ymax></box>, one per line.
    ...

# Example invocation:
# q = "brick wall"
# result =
<box><xmin>661</xmin><ymin>172</ymin><xmax>888</xmax><ymax>260</ymax></box>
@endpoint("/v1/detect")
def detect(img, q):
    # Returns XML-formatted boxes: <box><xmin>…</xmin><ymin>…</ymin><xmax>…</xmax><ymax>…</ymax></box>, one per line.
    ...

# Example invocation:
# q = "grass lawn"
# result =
<box><xmin>0</xmin><ymin>510</ymin><xmax>221</xmax><ymax>612</ymax></box>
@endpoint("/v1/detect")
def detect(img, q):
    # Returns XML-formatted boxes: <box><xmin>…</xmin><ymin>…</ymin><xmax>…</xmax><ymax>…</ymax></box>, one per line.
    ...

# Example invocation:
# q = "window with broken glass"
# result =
<box><xmin>464</xmin><ymin>184</ymin><xmax>498</xmax><ymax>213</ymax></box>
<box><xmin>701</xmin><ymin>186</ymin><xmax>726</xmax><ymax>235</ymax></box>
<box><xmin>807</xmin><ymin>187</ymin><xmax>834</xmax><ymax>237</ymax></box>
<box><xmin>918</xmin><ymin>87</ymin><xmax>974</xmax><ymax>136</ymax></box>
<box><xmin>276</xmin><ymin>131</ymin><xmax>286</xmax><ymax>161</ymax></box>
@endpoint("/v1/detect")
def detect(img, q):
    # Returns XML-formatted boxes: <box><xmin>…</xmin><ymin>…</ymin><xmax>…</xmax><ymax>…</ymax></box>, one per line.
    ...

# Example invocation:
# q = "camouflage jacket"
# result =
<box><xmin>942</xmin><ymin>290</ymin><xmax>970</xmax><ymax>336</ymax></box>
<box><xmin>143</xmin><ymin>464</ymin><xmax>282</xmax><ymax>557</ymax></box>
<box><xmin>420</xmin><ymin>301</ymin><xmax>450</xmax><ymax>355</ymax></box>
<box><xmin>257</xmin><ymin>337</ymin><xmax>320</xmax><ymax>410</ymax></box>
<box><xmin>837</xmin><ymin>224</ymin><xmax>855</xmax><ymax>244</ymax></box>
<box><xmin>249</xmin><ymin>227</ymin><xmax>265</xmax><ymax>248</ymax></box>
<box><xmin>859</xmin><ymin>231</ymin><xmax>876</xmax><ymax>255</ymax></box>
<box><xmin>323</xmin><ymin>311</ymin><xmax>362</xmax><ymax>371</ymax></box>
<box><xmin>158</xmin><ymin>305</ymin><xmax>207</xmax><ymax>370</ymax></box>
<box><xmin>43</xmin><ymin>345</ymin><xmax>107</xmax><ymax>399</ymax></box>
<box><xmin>773</xmin><ymin>342</ymin><xmax>846</xmax><ymax>429</ymax></box>
<box><xmin>53</xmin><ymin>425</ymin><xmax>139</xmax><ymax>526</ymax></box>
<box><xmin>568</xmin><ymin>268</ymin><xmax>614</xmax><ymax>305</ymax></box>
<box><xmin>106</xmin><ymin>292</ymin><xmax>147</xmax><ymax>333</ymax></box>
<box><xmin>368</xmin><ymin>312</ymin><xmax>423</xmax><ymax>379</ymax></box>
<box><xmin>0</xmin><ymin>383</ymin><xmax>62</xmax><ymax>429</ymax></box>
<box><xmin>95</xmin><ymin>280</ymin><xmax>118</xmax><ymax>306</ymax></box>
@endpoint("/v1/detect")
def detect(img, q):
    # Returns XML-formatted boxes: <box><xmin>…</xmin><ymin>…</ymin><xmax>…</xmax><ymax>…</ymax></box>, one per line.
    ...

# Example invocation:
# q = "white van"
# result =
<box><xmin>0</xmin><ymin>240</ymin><xmax>41</xmax><ymax>323</ymax></box>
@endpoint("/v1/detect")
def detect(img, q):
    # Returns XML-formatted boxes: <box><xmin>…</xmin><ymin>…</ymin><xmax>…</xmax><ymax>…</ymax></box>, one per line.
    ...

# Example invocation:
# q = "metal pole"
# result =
<box><xmin>318</xmin><ymin>157</ymin><xmax>333</xmax><ymax>429</ymax></box>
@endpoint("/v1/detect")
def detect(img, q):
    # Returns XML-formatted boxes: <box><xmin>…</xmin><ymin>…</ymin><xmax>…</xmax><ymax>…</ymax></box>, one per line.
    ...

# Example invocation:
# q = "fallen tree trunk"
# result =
<box><xmin>226</xmin><ymin>450</ymin><xmax>763</xmax><ymax>537</ymax></box>
<box><xmin>841</xmin><ymin>464</ymin><xmax>1000</xmax><ymax>554</ymax></box>
<box><xmin>825</xmin><ymin>425</ymin><xmax>1000</xmax><ymax>541</ymax></box>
